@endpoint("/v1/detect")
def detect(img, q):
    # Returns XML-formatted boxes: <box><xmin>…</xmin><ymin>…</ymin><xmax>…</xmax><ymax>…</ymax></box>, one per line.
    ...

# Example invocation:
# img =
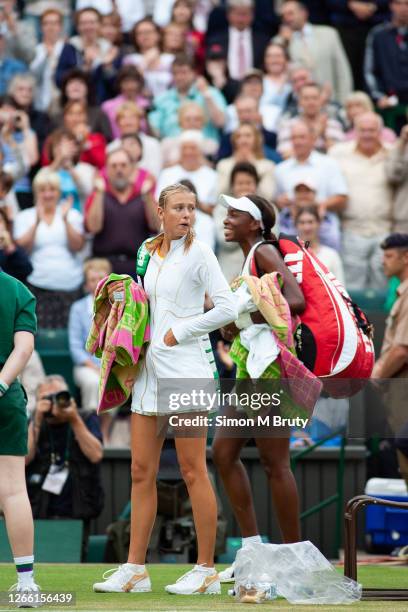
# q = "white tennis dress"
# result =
<box><xmin>131</xmin><ymin>236</ymin><xmax>238</xmax><ymax>415</ymax></box>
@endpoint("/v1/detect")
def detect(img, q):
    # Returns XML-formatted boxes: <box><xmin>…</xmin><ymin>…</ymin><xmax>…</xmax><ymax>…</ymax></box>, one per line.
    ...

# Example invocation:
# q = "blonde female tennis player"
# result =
<box><xmin>93</xmin><ymin>183</ymin><xmax>237</xmax><ymax>595</ymax></box>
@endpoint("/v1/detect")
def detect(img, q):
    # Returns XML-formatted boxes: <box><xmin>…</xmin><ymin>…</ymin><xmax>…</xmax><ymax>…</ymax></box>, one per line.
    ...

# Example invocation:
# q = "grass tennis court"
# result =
<box><xmin>0</xmin><ymin>563</ymin><xmax>407</xmax><ymax>611</ymax></box>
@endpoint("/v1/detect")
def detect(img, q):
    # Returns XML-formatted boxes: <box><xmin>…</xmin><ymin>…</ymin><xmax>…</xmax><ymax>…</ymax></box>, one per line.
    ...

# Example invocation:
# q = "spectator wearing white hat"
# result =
<box><xmin>155</xmin><ymin>130</ymin><xmax>218</xmax><ymax>214</ymax></box>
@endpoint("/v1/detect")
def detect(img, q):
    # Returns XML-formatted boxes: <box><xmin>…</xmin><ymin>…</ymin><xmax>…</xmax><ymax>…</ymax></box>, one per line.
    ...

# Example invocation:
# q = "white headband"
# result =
<box><xmin>219</xmin><ymin>194</ymin><xmax>264</xmax><ymax>229</ymax></box>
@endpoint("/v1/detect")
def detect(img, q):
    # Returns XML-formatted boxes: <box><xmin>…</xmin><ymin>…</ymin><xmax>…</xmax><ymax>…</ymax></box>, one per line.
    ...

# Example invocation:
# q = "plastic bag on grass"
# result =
<box><xmin>233</xmin><ymin>541</ymin><xmax>362</xmax><ymax>604</ymax></box>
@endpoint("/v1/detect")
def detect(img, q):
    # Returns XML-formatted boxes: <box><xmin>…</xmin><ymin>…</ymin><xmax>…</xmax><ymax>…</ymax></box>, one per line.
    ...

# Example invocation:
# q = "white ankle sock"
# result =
<box><xmin>196</xmin><ymin>564</ymin><xmax>216</xmax><ymax>573</ymax></box>
<box><xmin>14</xmin><ymin>555</ymin><xmax>34</xmax><ymax>586</ymax></box>
<box><xmin>124</xmin><ymin>563</ymin><xmax>145</xmax><ymax>572</ymax></box>
<box><xmin>242</xmin><ymin>535</ymin><xmax>262</xmax><ymax>548</ymax></box>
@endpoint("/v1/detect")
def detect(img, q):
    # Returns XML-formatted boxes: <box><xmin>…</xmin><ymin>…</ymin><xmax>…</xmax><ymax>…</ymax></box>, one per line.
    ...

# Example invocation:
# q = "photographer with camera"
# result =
<box><xmin>26</xmin><ymin>374</ymin><xmax>104</xmax><ymax>556</ymax></box>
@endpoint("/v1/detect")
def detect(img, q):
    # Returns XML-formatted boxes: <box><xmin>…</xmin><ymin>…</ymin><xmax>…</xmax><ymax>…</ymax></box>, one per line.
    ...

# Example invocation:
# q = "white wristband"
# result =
<box><xmin>0</xmin><ymin>379</ymin><xmax>9</xmax><ymax>397</ymax></box>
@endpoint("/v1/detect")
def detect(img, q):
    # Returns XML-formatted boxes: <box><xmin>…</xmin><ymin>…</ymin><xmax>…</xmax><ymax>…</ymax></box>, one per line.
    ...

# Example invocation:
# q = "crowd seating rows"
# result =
<box><xmin>0</xmin><ymin>0</ymin><xmax>406</xmax><ymax>445</ymax></box>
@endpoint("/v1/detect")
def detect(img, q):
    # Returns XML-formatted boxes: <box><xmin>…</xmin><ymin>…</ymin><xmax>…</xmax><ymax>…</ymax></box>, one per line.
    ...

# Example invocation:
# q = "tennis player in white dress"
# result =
<box><xmin>93</xmin><ymin>183</ymin><xmax>237</xmax><ymax>596</ymax></box>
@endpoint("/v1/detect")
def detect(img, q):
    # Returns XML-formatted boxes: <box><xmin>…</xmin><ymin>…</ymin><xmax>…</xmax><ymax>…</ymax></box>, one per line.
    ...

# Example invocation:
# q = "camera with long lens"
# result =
<box><xmin>42</xmin><ymin>390</ymin><xmax>72</xmax><ymax>418</ymax></box>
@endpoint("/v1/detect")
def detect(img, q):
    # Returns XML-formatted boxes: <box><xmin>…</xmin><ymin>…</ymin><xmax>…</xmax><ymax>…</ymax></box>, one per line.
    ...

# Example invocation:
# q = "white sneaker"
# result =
<box><xmin>218</xmin><ymin>563</ymin><xmax>235</xmax><ymax>583</ymax></box>
<box><xmin>93</xmin><ymin>564</ymin><xmax>151</xmax><ymax>593</ymax></box>
<box><xmin>9</xmin><ymin>581</ymin><xmax>42</xmax><ymax>608</ymax></box>
<box><xmin>165</xmin><ymin>565</ymin><xmax>221</xmax><ymax>595</ymax></box>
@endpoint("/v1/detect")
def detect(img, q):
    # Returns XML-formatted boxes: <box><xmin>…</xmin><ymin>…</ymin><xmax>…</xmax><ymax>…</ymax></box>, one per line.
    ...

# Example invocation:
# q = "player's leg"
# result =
<box><xmin>0</xmin><ymin>455</ymin><xmax>39</xmax><ymax>596</ymax></box>
<box><xmin>212</xmin><ymin>434</ymin><xmax>258</xmax><ymax>536</ymax></box>
<box><xmin>127</xmin><ymin>414</ymin><xmax>165</xmax><ymax>563</ymax></box>
<box><xmin>212</xmin><ymin>434</ymin><xmax>261</xmax><ymax>582</ymax></box>
<box><xmin>93</xmin><ymin>413</ymin><xmax>164</xmax><ymax>593</ymax></box>
<box><xmin>165</xmin><ymin>431</ymin><xmax>220</xmax><ymax>595</ymax></box>
<box><xmin>255</xmin><ymin>436</ymin><xmax>300</xmax><ymax>542</ymax></box>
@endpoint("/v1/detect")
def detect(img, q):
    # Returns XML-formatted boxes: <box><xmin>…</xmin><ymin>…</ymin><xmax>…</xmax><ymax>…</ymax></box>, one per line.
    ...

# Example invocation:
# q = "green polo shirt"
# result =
<box><xmin>0</xmin><ymin>270</ymin><xmax>37</xmax><ymax>363</ymax></box>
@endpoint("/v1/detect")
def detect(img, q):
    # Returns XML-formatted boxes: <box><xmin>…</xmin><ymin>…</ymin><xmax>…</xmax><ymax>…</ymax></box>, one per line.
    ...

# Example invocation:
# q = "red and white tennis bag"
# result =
<box><xmin>251</xmin><ymin>236</ymin><xmax>375</xmax><ymax>398</ymax></box>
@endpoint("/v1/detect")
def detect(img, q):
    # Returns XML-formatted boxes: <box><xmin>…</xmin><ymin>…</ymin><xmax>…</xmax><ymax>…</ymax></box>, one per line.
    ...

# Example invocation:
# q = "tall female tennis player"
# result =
<box><xmin>93</xmin><ymin>183</ymin><xmax>237</xmax><ymax>595</ymax></box>
<box><xmin>0</xmin><ymin>270</ymin><xmax>39</xmax><ymax>599</ymax></box>
<box><xmin>212</xmin><ymin>193</ymin><xmax>305</xmax><ymax>583</ymax></box>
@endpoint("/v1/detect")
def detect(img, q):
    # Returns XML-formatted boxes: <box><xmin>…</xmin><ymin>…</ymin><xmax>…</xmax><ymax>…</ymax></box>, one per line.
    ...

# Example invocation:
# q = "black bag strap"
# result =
<box><xmin>343</xmin><ymin>296</ymin><xmax>375</xmax><ymax>339</ymax></box>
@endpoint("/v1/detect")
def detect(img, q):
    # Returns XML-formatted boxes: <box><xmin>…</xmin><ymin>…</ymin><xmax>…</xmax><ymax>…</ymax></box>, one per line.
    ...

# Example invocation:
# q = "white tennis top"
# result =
<box><xmin>131</xmin><ymin>235</ymin><xmax>237</xmax><ymax>415</ymax></box>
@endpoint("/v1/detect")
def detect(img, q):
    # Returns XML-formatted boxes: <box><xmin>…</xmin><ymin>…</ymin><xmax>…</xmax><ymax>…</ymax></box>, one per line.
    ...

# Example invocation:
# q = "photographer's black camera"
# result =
<box><xmin>42</xmin><ymin>390</ymin><xmax>71</xmax><ymax>417</ymax></box>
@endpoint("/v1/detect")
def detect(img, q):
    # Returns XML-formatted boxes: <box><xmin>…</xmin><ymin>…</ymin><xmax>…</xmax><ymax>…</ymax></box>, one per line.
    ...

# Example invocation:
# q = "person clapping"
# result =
<box><xmin>13</xmin><ymin>169</ymin><xmax>85</xmax><ymax>328</ymax></box>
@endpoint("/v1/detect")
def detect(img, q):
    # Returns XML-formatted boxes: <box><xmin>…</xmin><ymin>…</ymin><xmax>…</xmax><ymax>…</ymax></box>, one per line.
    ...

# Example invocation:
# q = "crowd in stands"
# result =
<box><xmin>2</xmin><ymin>0</ymin><xmax>408</xmax><ymax>445</ymax></box>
